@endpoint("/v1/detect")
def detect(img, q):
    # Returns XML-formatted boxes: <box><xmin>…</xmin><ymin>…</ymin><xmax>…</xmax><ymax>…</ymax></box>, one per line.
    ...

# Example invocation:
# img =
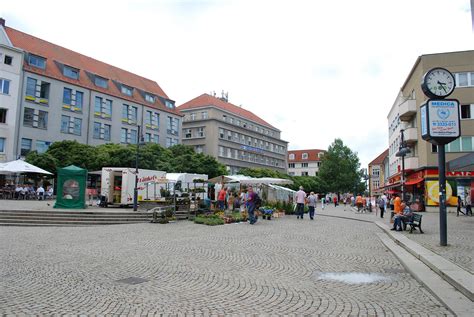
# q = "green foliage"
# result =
<box><xmin>290</xmin><ymin>176</ymin><xmax>326</xmax><ymax>193</ymax></box>
<box><xmin>46</xmin><ymin>140</ymin><xmax>98</xmax><ymax>169</ymax></box>
<box><xmin>238</xmin><ymin>167</ymin><xmax>290</xmax><ymax>179</ymax></box>
<box><xmin>318</xmin><ymin>138</ymin><xmax>363</xmax><ymax>193</ymax></box>
<box><xmin>194</xmin><ymin>215</ymin><xmax>225</xmax><ymax>226</ymax></box>
<box><xmin>25</xmin><ymin>151</ymin><xmax>58</xmax><ymax>174</ymax></box>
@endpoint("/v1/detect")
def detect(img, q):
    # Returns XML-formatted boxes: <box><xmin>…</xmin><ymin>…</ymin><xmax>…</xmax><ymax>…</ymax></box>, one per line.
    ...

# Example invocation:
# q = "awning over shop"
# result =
<box><xmin>386</xmin><ymin>189</ymin><xmax>401</xmax><ymax>194</ymax></box>
<box><xmin>405</xmin><ymin>178</ymin><xmax>424</xmax><ymax>186</ymax></box>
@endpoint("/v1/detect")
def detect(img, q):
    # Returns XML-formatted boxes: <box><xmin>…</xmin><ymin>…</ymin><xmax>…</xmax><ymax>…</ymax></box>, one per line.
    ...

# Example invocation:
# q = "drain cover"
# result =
<box><xmin>116</xmin><ymin>277</ymin><xmax>149</xmax><ymax>285</ymax></box>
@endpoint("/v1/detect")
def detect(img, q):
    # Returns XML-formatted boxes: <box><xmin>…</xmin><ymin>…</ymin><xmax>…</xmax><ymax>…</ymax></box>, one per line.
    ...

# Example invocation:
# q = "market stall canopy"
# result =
<box><xmin>208</xmin><ymin>175</ymin><xmax>251</xmax><ymax>184</ymax></box>
<box><xmin>208</xmin><ymin>175</ymin><xmax>293</xmax><ymax>185</ymax></box>
<box><xmin>0</xmin><ymin>159</ymin><xmax>53</xmax><ymax>175</ymax></box>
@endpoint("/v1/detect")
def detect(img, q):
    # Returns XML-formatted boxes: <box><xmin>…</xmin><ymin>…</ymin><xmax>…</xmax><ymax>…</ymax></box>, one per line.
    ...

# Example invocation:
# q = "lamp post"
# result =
<box><xmin>133</xmin><ymin>125</ymin><xmax>144</xmax><ymax>212</ymax></box>
<box><xmin>396</xmin><ymin>129</ymin><xmax>411</xmax><ymax>202</ymax></box>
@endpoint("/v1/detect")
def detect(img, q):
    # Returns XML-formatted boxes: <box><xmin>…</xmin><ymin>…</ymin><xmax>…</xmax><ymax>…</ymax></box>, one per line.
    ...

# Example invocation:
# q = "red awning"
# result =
<box><xmin>386</xmin><ymin>190</ymin><xmax>401</xmax><ymax>194</ymax></box>
<box><xmin>405</xmin><ymin>178</ymin><xmax>424</xmax><ymax>186</ymax></box>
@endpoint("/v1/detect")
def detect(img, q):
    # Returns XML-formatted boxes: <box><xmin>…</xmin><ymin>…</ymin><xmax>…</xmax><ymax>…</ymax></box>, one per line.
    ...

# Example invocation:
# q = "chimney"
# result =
<box><xmin>0</xmin><ymin>18</ymin><xmax>5</xmax><ymax>27</ymax></box>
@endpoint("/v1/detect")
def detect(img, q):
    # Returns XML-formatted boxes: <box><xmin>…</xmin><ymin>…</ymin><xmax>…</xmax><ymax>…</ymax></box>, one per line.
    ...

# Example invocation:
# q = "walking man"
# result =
<box><xmin>466</xmin><ymin>194</ymin><xmax>472</xmax><ymax>216</ymax></box>
<box><xmin>307</xmin><ymin>191</ymin><xmax>317</xmax><ymax>220</ymax></box>
<box><xmin>295</xmin><ymin>186</ymin><xmax>306</xmax><ymax>219</ymax></box>
<box><xmin>246</xmin><ymin>186</ymin><xmax>258</xmax><ymax>225</ymax></box>
<box><xmin>378</xmin><ymin>194</ymin><xmax>387</xmax><ymax>218</ymax></box>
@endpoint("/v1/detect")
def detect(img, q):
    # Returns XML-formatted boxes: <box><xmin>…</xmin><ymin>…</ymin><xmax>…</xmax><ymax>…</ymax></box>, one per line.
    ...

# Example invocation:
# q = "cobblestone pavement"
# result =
<box><xmin>317</xmin><ymin>204</ymin><xmax>474</xmax><ymax>273</ymax></box>
<box><xmin>0</xmin><ymin>216</ymin><xmax>452</xmax><ymax>315</ymax></box>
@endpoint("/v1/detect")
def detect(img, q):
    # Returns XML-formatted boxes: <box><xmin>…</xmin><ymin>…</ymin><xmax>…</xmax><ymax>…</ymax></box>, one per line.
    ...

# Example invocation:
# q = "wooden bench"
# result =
<box><xmin>405</xmin><ymin>213</ymin><xmax>423</xmax><ymax>234</ymax></box>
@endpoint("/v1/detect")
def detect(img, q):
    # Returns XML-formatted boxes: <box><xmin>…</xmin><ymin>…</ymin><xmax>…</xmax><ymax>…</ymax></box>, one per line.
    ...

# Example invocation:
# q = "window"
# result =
<box><xmin>40</xmin><ymin>82</ymin><xmax>50</xmax><ymax>100</ymax></box>
<box><xmin>121</xmin><ymin>85</ymin><xmax>133</xmax><ymax>96</ymax></box>
<box><xmin>21</xmin><ymin>138</ymin><xmax>32</xmax><ymax>156</ymax></box>
<box><xmin>4</xmin><ymin>55</ymin><xmax>12</xmax><ymax>65</ymax></box>
<box><xmin>73</xmin><ymin>118</ymin><xmax>82</xmax><ymax>135</ymax></box>
<box><xmin>195</xmin><ymin>145</ymin><xmax>203</xmax><ymax>154</ymax></box>
<box><xmin>0</xmin><ymin>108</ymin><xmax>6</xmax><ymax>123</ymax></box>
<box><xmin>94</xmin><ymin>97</ymin><xmax>112</xmax><ymax>118</ymax></box>
<box><xmin>36</xmin><ymin>140</ymin><xmax>50</xmax><ymax>154</ymax></box>
<box><xmin>301</xmin><ymin>171</ymin><xmax>309</xmax><ymax>176</ymax></box>
<box><xmin>121</xmin><ymin>128</ymin><xmax>128</xmax><ymax>143</ymax></box>
<box><xmin>167</xmin><ymin>117</ymin><xmax>179</xmax><ymax>135</ymax></box>
<box><xmin>455</xmin><ymin>72</ymin><xmax>474</xmax><ymax>87</ymax></box>
<box><xmin>289</xmin><ymin>163</ymin><xmax>295</xmax><ymax>168</ymax></box>
<box><xmin>26</xmin><ymin>77</ymin><xmax>36</xmax><ymax>97</ymax></box>
<box><xmin>145</xmin><ymin>94</ymin><xmax>155</xmax><ymax>103</ymax></box>
<box><xmin>63</xmin><ymin>88</ymin><xmax>72</xmax><ymax>105</ymax></box>
<box><xmin>129</xmin><ymin>130</ymin><xmax>137</xmax><ymax>144</ymax></box>
<box><xmin>201</xmin><ymin>111</ymin><xmax>208</xmax><ymax>119</ymax></box>
<box><xmin>104</xmin><ymin>124</ymin><xmax>111</xmax><ymax>141</ymax></box>
<box><xmin>63</xmin><ymin>66</ymin><xmax>79</xmax><ymax>80</ymax></box>
<box><xmin>122</xmin><ymin>104</ymin><xmax>128</xmax><ymax>121</ymax></box>
<box><xmin>461</xmin><ymin>104</ymin><xmax>473</xmax><ymax>119</ymax></box>
<box><xmin>28</xmin><ymin>54</ymin><xmax>46</xmax><ymax>69</ymax></box>
<box><xmin>153</xmin><ymin>134</ymin><xmax>159</xmax><ymax>144</ymax></box>
<box><xmin>94</xmin><ymin>76</ymin><xmax>108</xmax><ymax>88</ymax></box>
<box><xmin>435</xmin><ymin>137</ymin><xmax>474</xmax><ymax>153</ymax></box>
<box><xmin>218</xmin><ymin>146</ymin><xmax>224</xmax><ymax>156</ymax></box>
<box><xmin>166</xmin><ymin>137</ymin><xmax>173</xmax><ymax>148</ymax></box>
<box><xmin>223</xmin><ymin>115</ymin><xmax>227</xmax><ymax>121</ymax></box>
<box><xmin>75</xmin><ymin>91</ymin><xmax>83</xmax><ymax>111</ymax></box>
<box><xmin>185</xmin><ymin>129</ymin><xmax>192</xmax><ymax>138</ymax></box>
<box><xmin>227</xmin><ymin>131</ymin><xmax>231</xmax><ymax>140</ymax></box>
<box><xmin>198</xmin><ymin>127</ymin><xmax>204</xmax><ymax>137</ymax></box>
<box><xmin>219</xmin><ymin>128</ymin><xmax>224</xmax><ymax>139</ymax></box>
<box><xmin>165</xmin><ymin>100</ymin><xmax>174</xmax><ymax>109</ymax></box>
<box><xmin>93</xmin><ymin>122</ymin><xmax>101</xmax><ymax>139</ymax></box>
<box><xmin>61</xmin><ymin>115</ymin><xmax>70</xmax><ymax>133</ymax></box>
<box><xmin>144</xmin><ymin>133</ymin><xmax>151</xmax><ymax>143</ymax></box>
<box><xmin>38</xmin><ymin>110</ymin><xmax>48</xmax><ymax>129</ymax></box>
<box><xmin>302</xmin><ymin>153</ymin><xmax>308</xmax><ymax>159</ymax></box>
<box><xmin>0</xmin><ymin>78</ymin><xmax>10</xmax><ymax>94</ymax></box>
<box><xmin>289</xmin><ymin>154</ymin><xmax>295</xmax><ymax>160</ymax></box>
<box><xmin>301</xmin><ymin>163</ymin><xmax>308</xmax><ymax>167</ymax></box>
<box><xmin>23</xmin><ymin>108</ymin><xmax>34</xmax><ymax>127</ymax></box>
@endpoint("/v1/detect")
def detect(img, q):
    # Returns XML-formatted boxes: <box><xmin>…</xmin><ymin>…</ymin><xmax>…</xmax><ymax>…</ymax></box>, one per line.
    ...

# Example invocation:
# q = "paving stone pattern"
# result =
<box><xmin>318</xmin><ymin>204</ymin><xmax>474</xmax><ymax>274</ymax></box>
<box><xmin>0</xmin><ymin>216</ymin><xmax>452</xmax><ymax>315</ymax></box>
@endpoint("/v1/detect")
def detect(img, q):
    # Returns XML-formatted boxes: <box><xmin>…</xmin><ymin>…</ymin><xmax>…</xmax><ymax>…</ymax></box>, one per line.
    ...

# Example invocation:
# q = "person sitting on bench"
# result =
<box><xmin>391</xmin><ymin>202</ymin><xmax>413</xmax><ymax>231</ymax></box>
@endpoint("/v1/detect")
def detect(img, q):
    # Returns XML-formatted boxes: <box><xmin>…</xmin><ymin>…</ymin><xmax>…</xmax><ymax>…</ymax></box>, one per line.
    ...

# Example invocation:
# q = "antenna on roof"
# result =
<box><xmin>219</xmin><ymin>90</ymin><xmax>229</xmax><ymax>102</ymax></box>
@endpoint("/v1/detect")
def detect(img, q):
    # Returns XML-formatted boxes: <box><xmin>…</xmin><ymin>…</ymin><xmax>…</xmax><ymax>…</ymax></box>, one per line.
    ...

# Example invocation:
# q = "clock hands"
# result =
<box><xmin>437</xmin><ymin>80</ymin><xmax>448</xmax><ymax>93</ymax></box>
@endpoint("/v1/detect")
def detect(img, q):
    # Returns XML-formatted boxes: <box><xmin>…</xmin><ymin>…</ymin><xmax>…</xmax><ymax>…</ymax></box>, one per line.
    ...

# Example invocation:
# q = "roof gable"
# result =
<box><xmin>177</xmin><ymin>93</ymin><xmax>277</xmax><ymax>130</ymax></box>
<box><xmin>5</xmin><ymin>26</ymin><xmax>180</xmax><ymax>116</ymax></box>
<box><xmin>288</xmin><ymin>149</ymin><xmax>325</xmax><ymax>162</ymax></box>
<box><xmin>369</xmin><ymin>149</ymin><xmax>389</xmax><ymax>166</ymax></box>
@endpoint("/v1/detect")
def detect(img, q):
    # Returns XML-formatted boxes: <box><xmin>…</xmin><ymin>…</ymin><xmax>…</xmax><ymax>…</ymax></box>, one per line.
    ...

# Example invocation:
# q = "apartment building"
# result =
<box><xmin>368</xmin><ymin>149</ymin><xmax>388</xmax><ymax>197</ymax></box>
<box><xmin>0</xmin><ymin>19</ymin><xmax>23</xmax><ymax>162</ymax></box>
<box><xmin>287</xmin><ymin>149</ymin><xmax>325</xmax><ymax>176</ymax></box>
<box><xmin>0</xmin><ymin>19</ymin><xmax>181</xmax><ymax>159</ymax></box>
<box><xmin>178</xmin><ymin>93</ymin><xmax>288</xmax><ymax>174</ymax></box>
<box><xmin>386</xmin><ymin>50</ymin><xmax>474</xmax><ymax>207</ymax></box>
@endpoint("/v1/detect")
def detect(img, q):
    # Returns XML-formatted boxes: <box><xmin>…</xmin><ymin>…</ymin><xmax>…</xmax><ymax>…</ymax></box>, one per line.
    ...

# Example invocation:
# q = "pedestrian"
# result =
<box><xmin>350</xmin><ymin>195</ymin><xmax>355</xmax><ymax>207</ymax></box>
<box><xmin>36</xmin><ymin>184</ymin><xmax>45</xmax><ymax>200</ymax></box>
<box><xmin>392</xmin><ymin>194</ymin><xmax>402</xmax><ymax>222</ymax></box>
<box><xmin>307</xmin><ymin>191</ymin><xmax>317</xmax><ymax>220</ymax></box>
<box><xmin>239</xmin><ymin>189</ymin><xmax>247</xmax><ymax>213</ymax></box>
<box><xmin>465</xmin><ymin>194</ymin><xmax>472</xmax><ymax>216</ymax></box>
<box><xmin>217</xmin><ymin>186</ymin><xmax>227</xmax><ymax>210</ymax></box>
<box><xmin>378</xmin><ymin>195</ymin><xmax>386</xmax><ymax>218</ymax></box>
<box><xmin>246</xmin><ymin>186</ymin><xmax>258</xmax><ymax>225</ymax></box>
<box><xmin>456</xmin><ymin>195</ymin><xmax>464</xmax><ymax>216</ymax></box>
<box><xmin>333</xmin><ymin>196</ymin><xmax>338</xmax><ymax>207</ymax></box>
<box><xmin>321</xmin><ymin>196</ymin><xmax>325</xmax><ymax>210</ymax></box>
<box><xmin>343</xmin><ymin>196</ymin><xmax>347</xmax><ymax>210</ymax></box>
<box><xmin>295</xmin><ymin>186</ymin><xmax>306</xmax><ymax>219</ymax></box>
<box><xmin>356</xmin><ymin>194</ymin><xmax>363</xmax><ymax>212</ymax></box>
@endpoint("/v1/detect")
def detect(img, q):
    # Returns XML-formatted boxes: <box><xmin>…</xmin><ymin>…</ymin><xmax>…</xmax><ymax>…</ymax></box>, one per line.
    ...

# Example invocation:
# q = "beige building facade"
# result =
<box><xmin>178</xmin><ymin>93</ymin><xmax>288</xmax><ymax>174</ymax></box>
<box><xmin>386</xmin><ymin>50</ymin><xmax>474</xmax><ymax>207</ymax></box>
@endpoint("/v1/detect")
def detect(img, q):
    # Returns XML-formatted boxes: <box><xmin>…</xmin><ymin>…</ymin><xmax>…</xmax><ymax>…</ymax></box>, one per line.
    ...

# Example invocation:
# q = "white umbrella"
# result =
<box><xmin>0</xmin><ymin>159</ymin><xmax>53</xmax><ymax>175</ymax></box>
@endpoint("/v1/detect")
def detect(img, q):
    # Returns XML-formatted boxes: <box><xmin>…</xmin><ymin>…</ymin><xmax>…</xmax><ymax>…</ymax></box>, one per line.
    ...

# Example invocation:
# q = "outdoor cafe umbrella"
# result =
<box><xmin>0</xmin><ymin>159</ymin><xmax>53</xmax><ymax>175</ymax></box>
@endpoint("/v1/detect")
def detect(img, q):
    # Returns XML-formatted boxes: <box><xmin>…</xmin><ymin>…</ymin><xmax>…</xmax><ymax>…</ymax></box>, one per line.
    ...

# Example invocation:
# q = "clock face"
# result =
<box><xmin>422</xmin><ymin>68</ymin><xmax>455</xmax><ymax>98</ymax></box>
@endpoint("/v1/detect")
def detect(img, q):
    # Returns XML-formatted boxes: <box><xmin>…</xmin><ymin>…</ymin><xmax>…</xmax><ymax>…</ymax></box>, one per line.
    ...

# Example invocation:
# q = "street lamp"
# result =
<box><xmin>396</xmin><ymin>129</ymin><xmax>411</xmax><ymax>202</ymax></box>
<box><xmin>133</xmin><ymin>125</ymin><xmax>145</xmax><ymax>212</ymax></box>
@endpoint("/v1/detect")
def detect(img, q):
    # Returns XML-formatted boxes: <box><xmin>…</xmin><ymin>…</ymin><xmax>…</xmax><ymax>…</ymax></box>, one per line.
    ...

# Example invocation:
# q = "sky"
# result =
<box><xmin>1</xmin><ymin>0</ymin><xmax>473</xmax><ymax>168</ymax></box>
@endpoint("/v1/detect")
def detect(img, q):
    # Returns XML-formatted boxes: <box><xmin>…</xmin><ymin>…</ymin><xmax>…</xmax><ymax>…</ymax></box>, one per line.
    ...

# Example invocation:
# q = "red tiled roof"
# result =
<box><xmin>177</xmin><ymin>93</ymin><xmax>277</xmax><ymax>130</ymax></box>
<box><xmin>288</xmin><ymin>149</ymin><xmax>325</xmax><ymax>162</ymax></box>
<box><xmin>369</xmin><ymin>149</ymin><xmax>389</xmax><ymax>166</ymax></box>
<box><xmin>5</xmin><ymin>26</ymin><xmax>181</xmax><ymax>116</ymax></box>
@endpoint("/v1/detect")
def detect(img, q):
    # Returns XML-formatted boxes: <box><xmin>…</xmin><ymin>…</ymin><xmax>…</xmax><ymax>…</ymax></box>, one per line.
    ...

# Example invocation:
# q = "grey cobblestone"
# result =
<box><xmin>0</xmin><ymin>210</ymin><xmax>456</xmax><ymax>315</ymax></box>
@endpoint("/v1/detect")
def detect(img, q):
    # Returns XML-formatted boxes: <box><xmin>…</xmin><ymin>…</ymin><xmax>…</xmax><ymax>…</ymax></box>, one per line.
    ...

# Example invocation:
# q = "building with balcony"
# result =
<box><xmin>178</xmin><ymin>93</ymin><xmax>288</xmax><ymax>174</ymax></box>
<box><xmin>0</xmin><ymin>19</ymin><xmax>182</xmax><ymax>160</ymax></box>
<box><xmin>386</xmin><ymin>50</ymin><xmax>474</xmax><ymax>207</ymax></box>
<box><xmin>368</xmin><ymin>149</ymin><xmax>388</xmax><ymax>197</ymax></box>
<box><xmin>287</xmin><ymin>149</ymin><xmax>325</xmax><ymax>176</ymax></box>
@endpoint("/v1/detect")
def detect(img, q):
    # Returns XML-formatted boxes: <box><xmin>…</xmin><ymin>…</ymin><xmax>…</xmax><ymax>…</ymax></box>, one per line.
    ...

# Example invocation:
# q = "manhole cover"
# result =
<box><xmin>116</xmin><ymin>277</ymin><xmax>149</xmax><ymax>285</ymax></box>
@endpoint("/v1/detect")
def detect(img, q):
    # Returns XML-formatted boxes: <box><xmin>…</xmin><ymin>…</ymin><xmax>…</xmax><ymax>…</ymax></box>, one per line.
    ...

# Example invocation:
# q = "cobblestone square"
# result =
<box><xmin>0</xmin><ymin>216</ymin><xmax>452</xmax><ymax>316</ymax></box>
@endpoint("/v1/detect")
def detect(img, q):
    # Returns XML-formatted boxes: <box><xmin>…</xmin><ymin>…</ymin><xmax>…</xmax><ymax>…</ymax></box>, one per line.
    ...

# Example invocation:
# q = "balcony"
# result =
<box><xmin>399</xmin><ymin>99</ymin><xmax>416</xmax><ymax>121</ymax></box>
<box><xmin>404</xmin><ymin>127</ymin><xmax>418</xmax><ymax>145</ymax></box>
<box><xmin>404</xmin><ymin>156</ymin><xmax>419</xmax><ymax>170</ymax></box>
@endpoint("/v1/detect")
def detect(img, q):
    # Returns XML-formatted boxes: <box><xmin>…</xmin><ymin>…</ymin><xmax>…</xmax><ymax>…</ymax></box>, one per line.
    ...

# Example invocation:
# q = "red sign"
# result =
<box><xmin>446</xmin><ymin>171</ymin><xmax>473</xmax><ymax>177</ymax></box>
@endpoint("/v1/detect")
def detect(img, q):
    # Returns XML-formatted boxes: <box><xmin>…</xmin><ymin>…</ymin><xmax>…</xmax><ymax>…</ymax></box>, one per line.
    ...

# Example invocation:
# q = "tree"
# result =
<box><xmin>238</xmin><ymin>167</ymin><xmax>290</xmax><ymax>179</ymax></box>
<box><xmin>46</xmin><ymin>140</ymin><xmax>98</xmax><ymax>169</ymax></box>
<box><xmin>318</xmin><ymin>138</ymin><xmax>363</xmax><ymax>194</ymax></box>
<box><xmin>25</xmin><ymin>151</ymin><xmax>58</xmax><ymax>174</ymax></box>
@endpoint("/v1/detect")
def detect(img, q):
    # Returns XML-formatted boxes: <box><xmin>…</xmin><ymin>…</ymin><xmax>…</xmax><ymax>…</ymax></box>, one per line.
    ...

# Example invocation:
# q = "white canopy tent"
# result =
<box><xmin>208</xmin><ymin>175</ymin><xmax>293</xmax><ymax>186</ymax></box>
<box><xmin>0</xmin><ymin>159</ymin><xmax>53</xmax><ymax>175</ymax></box>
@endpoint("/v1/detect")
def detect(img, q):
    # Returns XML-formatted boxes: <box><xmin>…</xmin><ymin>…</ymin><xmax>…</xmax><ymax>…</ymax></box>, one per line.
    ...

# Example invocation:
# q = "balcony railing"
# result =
<box><xmin>404</xmin><ymin>156</ymin><xmax>419</xmax><ymax>170</ymax></box>
<box><xmin>399</xmin><ymin>99</ymin><xmax>416</xmax><ymax>121</ymax></box>
<box><xmin>404</xmin><ymin>127</ymin><xmax>418</xmax><ymax>144</ymax></box>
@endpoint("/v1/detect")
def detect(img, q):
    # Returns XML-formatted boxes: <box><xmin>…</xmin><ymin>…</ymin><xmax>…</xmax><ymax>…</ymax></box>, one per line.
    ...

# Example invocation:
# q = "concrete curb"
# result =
<box><xmin>375</xmin><ymin>221</ymin><xmax>474</xmax><ymax>302</ymax></box>
<box><xmin>377</xmin><ymin>233</ymin><xmax>474</xmax><ymax>316</ymax></box>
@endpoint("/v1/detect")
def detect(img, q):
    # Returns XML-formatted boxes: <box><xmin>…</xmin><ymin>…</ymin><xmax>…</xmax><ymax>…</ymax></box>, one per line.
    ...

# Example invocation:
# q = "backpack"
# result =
<box><xmin>254</xmin><ymin>193</ymin><xmax>262</xmax><ymax>207</ymax></box>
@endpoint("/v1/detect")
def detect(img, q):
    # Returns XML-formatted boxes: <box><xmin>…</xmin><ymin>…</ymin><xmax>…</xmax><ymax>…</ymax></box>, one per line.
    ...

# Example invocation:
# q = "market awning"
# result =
<box><xmin>405</xmin><ymin>178</ymin><xmax>424</xmax><ymax>186</ymax></box>
<box><xmin>386</xmin><ymin>189</ymin><xmax>401</xmax><ymax>194</ymax></box>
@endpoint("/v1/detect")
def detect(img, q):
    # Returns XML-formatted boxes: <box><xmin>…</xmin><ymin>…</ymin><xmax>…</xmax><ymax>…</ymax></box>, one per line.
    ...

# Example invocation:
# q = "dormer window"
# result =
<box><xmin>165</xmin><ymin>100</ymin><xmax>174</xmax><ymax>109</ymax></box>
<box><xmin>145</xmin><ymin>94</ymin><xmax>155</xmax><ymax>103</ymax></box>
<box><xmin>302</xmin><ymin>153</ymin><xmax>308</xmax><ymax>159</ymax></box>
<box><xmin>63</xmin><ymin>65</ymin><xmax>79</xmax><ymax>80</ymax></box>
<box><xmin>121</xmin><ymin>85</ymin><xmax>133</xmax><ymax>96</ymax></box>
<box><xmin>94</xmin><ymin>76</ymin><xmax>108</xmax><ymax>88</ymax></box>
<box><xmin>28</xmin><ymin>54</ymin><xmax>46</xmax><ymax>69</ymax></box>
<box><xmin>318</xmin><ymin>152</ymin><xmax>324</xmax><ymax>158</ymax></box>
<box><xmin>289</xmin><ymin>154</ymin><xmax>295</xmax><ymax>160</ymax></box>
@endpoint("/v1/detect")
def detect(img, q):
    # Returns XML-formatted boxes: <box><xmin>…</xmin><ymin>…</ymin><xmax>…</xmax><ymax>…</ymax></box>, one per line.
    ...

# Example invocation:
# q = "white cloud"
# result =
<box><xmin>1</xmin><ymin>0</ymin><xmax>473</xmax><ymax>168</ymax></box>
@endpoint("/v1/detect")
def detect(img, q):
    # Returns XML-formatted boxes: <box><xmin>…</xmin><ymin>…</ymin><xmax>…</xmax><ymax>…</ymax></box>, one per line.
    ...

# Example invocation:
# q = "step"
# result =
<box><xmin>0</xmin><ymin>218</ymin><xmax>150</xmax><ymax>225</ymax></box>
<box><xmin>0</xmin><ymin>213</ymin><xmax>151</xmax><ymax>219</ymax></box>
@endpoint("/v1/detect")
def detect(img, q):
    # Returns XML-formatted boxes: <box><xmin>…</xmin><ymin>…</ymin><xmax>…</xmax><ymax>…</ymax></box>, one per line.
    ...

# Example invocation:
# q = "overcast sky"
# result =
<box><xmin>1</xmin><ymin>0</ymin><xmax>473</xmax><ymax>168</ymax></box>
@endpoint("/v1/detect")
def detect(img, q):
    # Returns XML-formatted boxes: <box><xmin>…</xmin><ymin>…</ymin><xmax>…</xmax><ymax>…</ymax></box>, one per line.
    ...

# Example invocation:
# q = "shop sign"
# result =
<box><xmin>446</xmin><ymin>171</ymin><xmax>473</xmax><ymax>177</ymax></box>
<box><xmin>421</xmin><ymin>99</ymin><xmax>460</xmax><ymax>145</ymax></box>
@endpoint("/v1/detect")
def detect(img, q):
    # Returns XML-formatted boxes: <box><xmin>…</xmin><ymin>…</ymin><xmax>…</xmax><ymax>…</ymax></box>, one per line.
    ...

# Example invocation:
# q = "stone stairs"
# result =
<box><xmin>0</xmin><ymin>209</ymin><xmax>153</xmax><ymax>226</ymax></box>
